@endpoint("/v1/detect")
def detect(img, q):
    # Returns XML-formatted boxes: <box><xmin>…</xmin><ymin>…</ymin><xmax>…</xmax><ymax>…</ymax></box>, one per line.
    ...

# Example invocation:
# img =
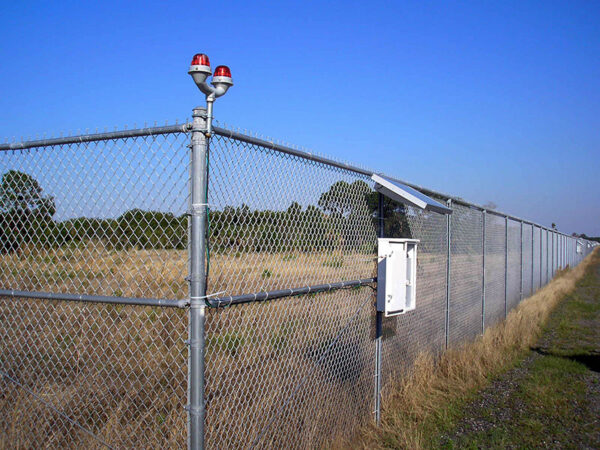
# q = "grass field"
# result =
<box><xmin>438</xmin><ymin>249</ymin><xmax>600</xmax><ymax>448</ymax></box>
<box><xmin>0</xmin><ymin>239</ymin><xmax>579</xmax><ymax>448</ymax></box>
<box><xmin>0</xmin><ymin>242</ymin><xmax>380</xmax><ymax>448</ymax></box>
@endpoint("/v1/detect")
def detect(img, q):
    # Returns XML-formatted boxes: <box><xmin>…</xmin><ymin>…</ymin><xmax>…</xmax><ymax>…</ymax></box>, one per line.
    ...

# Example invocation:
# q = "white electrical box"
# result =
<box><xmin>377</xmin><ymin>238</ymin><xmax>419</xmax><ymax>317</ymax></box>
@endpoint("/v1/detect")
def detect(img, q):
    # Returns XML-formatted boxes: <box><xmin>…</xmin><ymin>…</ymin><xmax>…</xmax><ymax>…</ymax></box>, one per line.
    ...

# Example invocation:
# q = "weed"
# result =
<box><xmin>261</xmin><ymin>269</ymin><xmax>272</xmax><ymax>279</ymax></box>
<box><xmin>323</xmin><ymin>256</ymin><xmax>344</xmax><ymax>268</ymax></box>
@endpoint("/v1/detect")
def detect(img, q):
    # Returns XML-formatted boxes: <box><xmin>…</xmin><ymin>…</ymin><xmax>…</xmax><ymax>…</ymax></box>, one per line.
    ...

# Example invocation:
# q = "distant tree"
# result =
<box><xmin>364</xmin><ymin>190</ymin><xmax>412</xmax><ymax>239</ymax></box>
<box><xmin>0</xmin><ymin>170</ymin><xmax>55</xmax><ymax>253</ymax></box>
<box><xmin>482</xmin><ymin>201</ymin><xmax>497</xmax><ymax>210</ymax></box>
<box><xmin>551</xmin><ymin>223</ymin><xmax>557</xmax><ymax>230</ymax></box>
<box><xmin>318</xmin><ymin>180</ymin><xmax>371</xmax><ymax>217</ymax></box>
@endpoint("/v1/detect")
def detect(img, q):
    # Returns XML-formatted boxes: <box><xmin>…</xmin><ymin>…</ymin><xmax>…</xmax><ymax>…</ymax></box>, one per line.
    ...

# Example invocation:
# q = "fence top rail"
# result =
<box><xmin>0</xmin><ymin>124</ymin><xmax>191</xmax><ymax>151</ymax></box>
<box><xmin>0</xmin><ymin>122</ymin><xmax>581</xmax><ymax>240</ymax></box>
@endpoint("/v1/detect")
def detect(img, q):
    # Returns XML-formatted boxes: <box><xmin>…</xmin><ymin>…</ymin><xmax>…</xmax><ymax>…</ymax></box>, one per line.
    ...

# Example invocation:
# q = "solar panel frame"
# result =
<box><xmin>371</xmin><ymin>173</ymin><xmax>452</xmax><ymax>215</ymax></box>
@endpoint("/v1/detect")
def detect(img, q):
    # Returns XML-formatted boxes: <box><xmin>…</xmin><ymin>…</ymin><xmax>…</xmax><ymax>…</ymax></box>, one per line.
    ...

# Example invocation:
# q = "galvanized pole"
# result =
<box><xmin>188</xmin><ymin>107</ymin><xmax>208</xmax><ymax>450</ymax></box>
<box><xmin>546</xmin><ymin>230</ymin><xmax>551</xmax><ymax>284</ymax></box>
<box><xmin>374</xmin><ymin>193</ymin><xmax>384</xmax><ymax>425</ymax></box>
<box><xmin>482</xmin><ymin>210</ymin><xmax>486</xmax><ymax>333</ymax></box>
<box><xmin>551</xmin><ymin>231</ymin><xmax>554</xmax><ymax>277</ymax></box>
<box><xmin>445</xmin><ymin>199</ymin><xmax>452</xmax><ymax>348</ymax></box>
<box><xmin>504</xmin><ymin>216</ymin><xmax>508</xmax><ymax>318</ymax></box>
<box><xmin>520</xmin><ymin>221</ymin><xmax>524</xmax><ymax>302</ymax></box>
<box><xmin>531</xmin><ymin>225</ymin><xmax>534</xmax><ymax>294</ymax></box>
<box><xmin>539</xmin><ymin>228</ymin><xmax>543</xmax><ymax>288</ymax></box>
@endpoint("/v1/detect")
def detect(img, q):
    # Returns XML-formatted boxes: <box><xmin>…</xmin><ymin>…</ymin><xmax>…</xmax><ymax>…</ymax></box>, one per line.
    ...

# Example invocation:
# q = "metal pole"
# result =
<box><xmin>188</xmin><ymin>107</ymin><xmax>208</xmax><ymax>450</ymax></box>
<box><xmin>551</xmin><ymin>231</ymin><xmax>554</xmax><ymax>277</ymax></box>
<box><xmin>539</xmin><ymin>228</ymin><xmax>543</xmax><ymax>288</ymax></box>
<box><xmin>531</xmin><ymin>225</ymin><xmax>534</xmax><ymax>294</ymax></box>
<box><xmin>546</xmin><ymin>230</ymin><xmax>551</xmax><ymax>284</ymax></box>
<box><xmin>374</xmin><ymin>193</ymin><xmax>384</xmax><ymax>425</ymax></box>
<box><xmin>445</xmin><ymin>199</ymin><xmax>452</xmax><ymax>348</ymax></box>
<box><xmin>520</xmin><ymin>221</ymin><xmax>523</xmax><ymax>302</ymax></box>
<box><xmin>504</xmin><ymin>216</ymin><xmax>508</xmax><ymax>318</ymax></box>
<box><xmin>482</xmin><ymin>210</ymin><xmax>486</xmax><ymax>333</ymax></box>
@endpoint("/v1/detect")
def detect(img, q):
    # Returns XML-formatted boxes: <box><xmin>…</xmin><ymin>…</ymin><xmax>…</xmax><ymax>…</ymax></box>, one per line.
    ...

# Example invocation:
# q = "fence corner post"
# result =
<box><xmin>188</xmin><ymin>106</ymin><xmax>208</xmax><ymax>450</ymax></box>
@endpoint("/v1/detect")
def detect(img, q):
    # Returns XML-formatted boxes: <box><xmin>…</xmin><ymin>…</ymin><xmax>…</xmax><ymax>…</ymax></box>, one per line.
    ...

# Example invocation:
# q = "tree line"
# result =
<box><xmin>1</xmin><ymin>171</ymin><xmax>413</xmax><ymax>254</ymax></box>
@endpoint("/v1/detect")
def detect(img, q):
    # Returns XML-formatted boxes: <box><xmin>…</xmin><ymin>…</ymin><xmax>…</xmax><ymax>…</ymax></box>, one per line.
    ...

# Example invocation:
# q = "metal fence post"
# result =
<box><xmin>551</xmin><ymin>231</ymin><xmax>554</xmax><ymax>277</ymax></box>
<box><xmin>531</xmin><ymin>225</ymin><xmax>535</xmax><ymax>294</ymax></box>
<box><xmin>482</xmin><ymin>209</ymin><xmax>486</xmax><ymax>333</ymax></box>
<box><xmin>445</xmin><ymin>199</ymin><xmax>452</xmax><ymax>349</ymax></box>
<box><xmin>520</xmin><ymin>221</ymin><xmax>524</xmax><ymax>302</ymax></box>
<box><xmin>539</xmin><ymin>227</ymin><xmax>543</xmax><ymax>288</ymax></box>
<box><xmin>188</xmin><ymin>107</ymin><xmax>208</xmax><ymax>450</ymax></box>
<box><xmin>374</xmin><ymin>193</ymin><xmax>384</xmax><ymax>425</ymax></box>
<box><xmin>504</xmin><ymin>216</ymin><xmax>508</xmax><ymax>318</ymax></box>
<box><xmin>546</xmin><ymin>230</ymin><xmax>550</xmax><ymax>284</ymax></box>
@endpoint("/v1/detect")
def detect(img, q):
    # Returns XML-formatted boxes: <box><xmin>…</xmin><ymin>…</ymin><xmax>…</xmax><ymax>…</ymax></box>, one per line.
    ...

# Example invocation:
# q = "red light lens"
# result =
<box><xmin>214</xmin><ymin>65</ymin><xmax>232</xmax><ymax>78</ymax></box>
<box><xmin>191</xmin><ymin>53</ymin><xmax>210</xmax><ymax>67</ymax></box>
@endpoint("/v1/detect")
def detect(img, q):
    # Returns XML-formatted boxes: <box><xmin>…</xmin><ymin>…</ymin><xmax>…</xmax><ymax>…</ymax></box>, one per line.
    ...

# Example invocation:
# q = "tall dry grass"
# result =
<box><xmin>351</xmin><ymin>248</ymin><xmax>598</xmax><ymax>450</ymax></box>
<box><xmin>0</xmin><ymin>240</ymin><xmax>590</xmax><ymax>449</ymax></box>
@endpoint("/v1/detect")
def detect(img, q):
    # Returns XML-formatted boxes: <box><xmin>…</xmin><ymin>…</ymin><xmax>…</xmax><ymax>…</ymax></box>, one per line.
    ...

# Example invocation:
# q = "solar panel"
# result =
<box><xmin>371</xmin><ymin>173</ymin><xmax>452</xmax><ymax>215</ymax></box>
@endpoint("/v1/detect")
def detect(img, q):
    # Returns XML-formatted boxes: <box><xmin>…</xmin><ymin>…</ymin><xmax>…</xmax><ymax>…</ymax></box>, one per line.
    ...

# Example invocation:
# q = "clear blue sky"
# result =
<box><xmin>1</xmin><ymin>0</ymin><xmax>599</xmax><ymax>235</ymax></box>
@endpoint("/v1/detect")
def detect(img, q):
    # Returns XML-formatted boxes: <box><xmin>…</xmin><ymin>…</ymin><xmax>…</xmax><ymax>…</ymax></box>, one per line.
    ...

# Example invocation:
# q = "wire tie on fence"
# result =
<box><xmin>191</xmin><ymin>291</ymin><xmax>227</xmax><ymax>305</ymax></box>
<box><xmin>197</xmin><ymin>291</ymin><xmax>229</xmax><ymax>307</ymax></box>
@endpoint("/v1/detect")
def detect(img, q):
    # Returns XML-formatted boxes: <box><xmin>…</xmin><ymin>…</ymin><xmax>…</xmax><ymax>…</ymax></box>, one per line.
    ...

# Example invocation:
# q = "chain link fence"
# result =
<box><xmin>0</xmin><ymin>119</ymin><xmax>595</xmax><ymax>449</ymax></box>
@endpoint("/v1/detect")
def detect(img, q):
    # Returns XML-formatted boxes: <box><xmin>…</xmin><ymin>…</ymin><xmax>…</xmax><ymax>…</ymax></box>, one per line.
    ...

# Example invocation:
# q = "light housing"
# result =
<box><xmin>211</xmin><ymin>65</ymin><xmax>233</xmax><ymax>96</ymax></box>
<box><xmin>189</xmin><ymin>53</ymin><xmax>212</xmax><ymax>90</ymax></box>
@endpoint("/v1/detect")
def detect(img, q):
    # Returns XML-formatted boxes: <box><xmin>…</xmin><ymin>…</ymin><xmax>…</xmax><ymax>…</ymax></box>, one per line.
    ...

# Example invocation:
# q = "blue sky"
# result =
<box><xmin>1</xmin><ymin>0</ymin><xmax>599</xmax><ymax>235</ymax></box>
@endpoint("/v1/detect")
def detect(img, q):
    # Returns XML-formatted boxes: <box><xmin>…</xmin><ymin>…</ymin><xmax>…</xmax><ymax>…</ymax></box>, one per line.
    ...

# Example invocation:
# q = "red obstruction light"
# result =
<box><xmin>191</xmin><ymin>53</ymin><xmax>210</xmax><ymax>67</ymax></box>
<box><xmin>213</xmin><ymin>65</ymin><xmax>231</xmax><ymax>78</ymax></box>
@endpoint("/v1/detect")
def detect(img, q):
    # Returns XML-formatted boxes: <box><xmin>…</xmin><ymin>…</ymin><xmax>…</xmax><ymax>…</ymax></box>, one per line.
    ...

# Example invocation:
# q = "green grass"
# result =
<box><xmin>437</xmin><ymin>256</ymin><xmax>600</xmax><ymax>449</ymax></box>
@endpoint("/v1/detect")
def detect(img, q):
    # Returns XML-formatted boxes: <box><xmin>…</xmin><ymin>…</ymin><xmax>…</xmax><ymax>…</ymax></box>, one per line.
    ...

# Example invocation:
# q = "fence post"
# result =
<box><xmin>374</xmin><ymin>193</ymin><xmax>384</xmax><ymax>425</ymax></box>
<box><xmin>546</xmin><ymin>230</ymin><xmax>551</xmax><ymax>284</ymax></box>
<box><xmin>445</xmin><ymin>199</ymin><xmax>452</xmax><ymax>349</ymax></box>
<box><xmin>539</xmin><ymin>227</ymin><xmax>543</xmax><ymax>288</ymax></box>
<box><xmin>504</xmin><ymin>216</ymin><xmax>508</xmax><ymax>318</ymax></box>
<box><xmin>531</xmin><ymin>225</ymin><xmax>535</xmax><ymax>294</ymax></box>
<box><xmin>551</xmin><ymin>231</ymin><xmax>554</xmax><ymax>277</ymax></box>
<box><xmin>482</xmin><ymin>209</ymin><xmax>486</xmax><ymax>333</ymax></box>
<box><xmin>520</xmin><ymin>221</ymin><xmax>524</xmax><ymax>302</ymax></box>
<box><xmin>188</xmin><ymin>107</ymin><xmax>208</xmax><ymax>450</ymax></box>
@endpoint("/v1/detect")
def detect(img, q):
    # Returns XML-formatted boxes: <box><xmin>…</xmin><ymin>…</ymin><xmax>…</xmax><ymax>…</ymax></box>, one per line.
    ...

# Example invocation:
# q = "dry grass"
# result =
<box><xmin>0</xmin><ymin>241</ymin><xmax>590</xmax><ymax>449</ymax></box>
<box><xmin>351</xmin><ymin>248</ymin><xmax>598</xmax><ymax>450</ymax></box>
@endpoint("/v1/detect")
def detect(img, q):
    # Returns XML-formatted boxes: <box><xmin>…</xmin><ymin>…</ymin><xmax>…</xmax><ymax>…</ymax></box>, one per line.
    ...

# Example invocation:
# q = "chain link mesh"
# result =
<box><xmin>0</xmin><ymin>133</ymin><xmax>190</xmax><ymax>299</ymax></box>
<box><xmin>448</xmin><ymin>204</ymin><xmax>483</xmax><ymax>345</ymax></box>
<box><xmin>381</xmin><ymin>205</ymin><xmax>448</xmax><ymax>384</ymax></box>
<box><xmin>532</xmin><ymin>226</ymin><xmax>540</xmax><ymax>292</ymax></box>
<box><xmin>204</xmin><ymin>134</ymin><xmax>378</xmax><ymax>448</ymax></box>
<box><xmin>0</xmin><ymin>298</ymin><xmax>188</xmax><ymax>448</ymax></box>
<box><xmin>506</xmin><ymin>219</ymin><xmax>521</xmax><ymax>311</ymax></box>
<box><xmin>484</xmin><ymin>213</ymin><xmax>506</xmax><ymax>329</ymax></box>
<box><xmin>522</xmin><ymin>223</ymin><xmax>533</xmax><ymax>298</ymax></box>
<box><xmin>0</xmin><ymin>130</ymin><xmax>189</xmax><ymax>448</ymax></box>
<box><xmin>1</xmin><ymin>125</ymin><xmax>594</xmax><ymax>449</ymax></box>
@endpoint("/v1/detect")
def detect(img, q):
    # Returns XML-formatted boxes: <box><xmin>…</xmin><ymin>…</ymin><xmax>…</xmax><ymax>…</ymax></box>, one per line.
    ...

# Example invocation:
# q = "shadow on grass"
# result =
<box><xmin>531</xmin><ymin>347</ymin><xmax>600</xmax><ymax>373</ymax></box>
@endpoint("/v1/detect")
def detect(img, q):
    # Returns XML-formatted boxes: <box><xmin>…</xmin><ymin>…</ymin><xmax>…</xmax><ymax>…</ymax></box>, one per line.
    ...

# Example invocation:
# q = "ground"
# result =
<box><xmin>437</xmin><ymin>255</ymin><xmax>600</xmax><ymax>448</ymax></box>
